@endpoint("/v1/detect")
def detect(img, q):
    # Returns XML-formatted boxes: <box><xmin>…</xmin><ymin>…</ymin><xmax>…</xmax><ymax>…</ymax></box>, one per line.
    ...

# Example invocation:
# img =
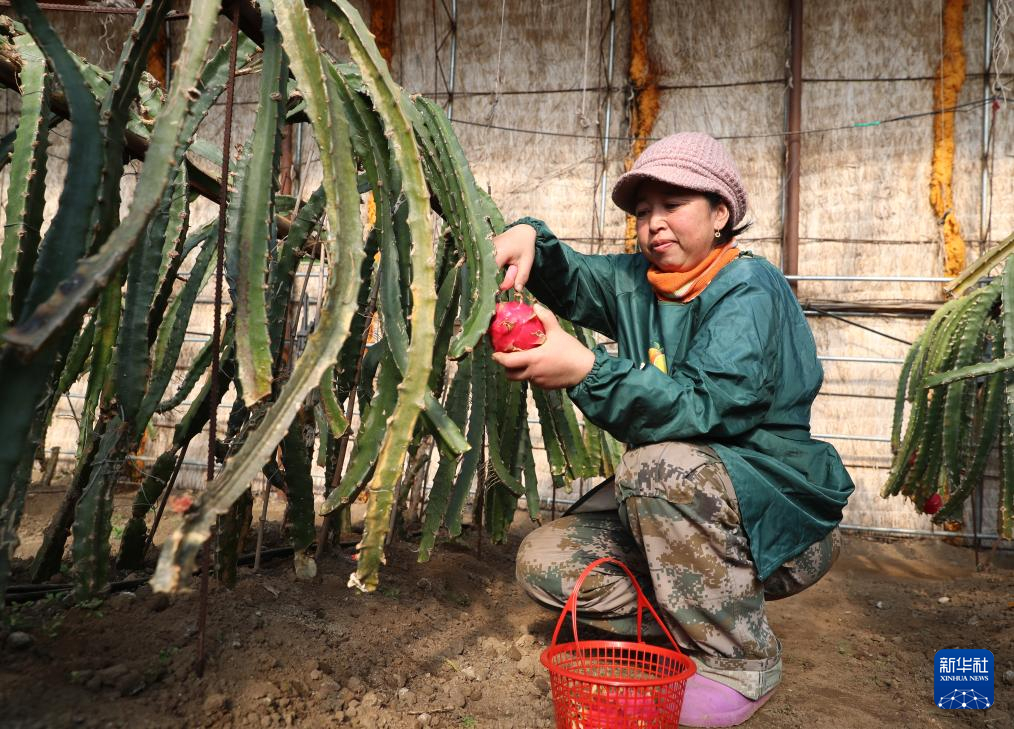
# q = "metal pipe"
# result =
<box><xmin>44</xmin><ymin>450</ymin><xmax>324</xmax><ymax>481</ymax></box>
<box><xmin>521</xmin><ymin>501</ymin><xmax>1011</xmax><ymax>549</ymax></box>
<box><xmin>837</xmin><ymin>523</ymin><xmax>1010</xmax><ymax>544</ymax></box>
<box><xmin>164</xmin><ymin>18</ymin><xmax>172</xmax><ymax>90</ymax></box>
<box><xmin>197</xmin><ymin>2</ymin><xmax>241</xmax><ymax>678</ymax></box>
<box><xmin>979</xmin><ymin>0</ymin><xmax>994</xmax><ymax>243</ymax></box>
<box><xmin>0</xmin><ymin>1</ymin><xmax>186</xmax><ymax>20</ymax></box>
<box><xmin>447</xmin><ymin>0</ymin><xmax>457</xmax><ymax>120</ymax></box>
<box><xmin>520</xmin><ymin>416</ymin><xmax>895</xmax><ymax>444</ymax></box>
<box><xmin>803</xmin><ymin>309</ymin><xmax>934</xmax><ymax>319</ymax></box>
<box><xmin>783</xmin><ymin>0</ymin><xmax>803</xmax><ymax>288</ymax></box>
<box><xmin>294</xmin><ymin>122</ymin><xmax>303</xmax><ymax>198</ymax></box>
<box><xmin>596</xmin><ymin>0</ymin><xmax>618</xmax><ymax>233</ymax></box>
<box><xmin>818</xmin><ymin>355</ymin><xmax>905</xmax><ymax>364</ymax></box>
<box><xmin>279</xmin><ymin>125</ymin><xmax>294</xmax><ymax>196</ymax></box>
<box><xmin>60</xmin><ymin>391</ymin><xmax>228</xmax><ymax>412</ymax></box>
<box><xmin>142</xmin><ymin>442</ymin><xmax>190</xmax><ymax>558</ymax></box>
<box><xmin>785</xmin><ymin>274</ymin><xmax>950</xmax><ymax>283</ymax></box>
<box><xmin>811</xmin><ymin>433</ymin><xmax>892</xmax><ymax>443</ymax></box>
<box><xmin>197</xmin><ymin>296</ymin><xmax>318</xmax><ymax>306</ymax></box>
<box><xmin>0</xmin><ymin>2</ymin><xmax>137</xmax><ymax>13</ymax></box>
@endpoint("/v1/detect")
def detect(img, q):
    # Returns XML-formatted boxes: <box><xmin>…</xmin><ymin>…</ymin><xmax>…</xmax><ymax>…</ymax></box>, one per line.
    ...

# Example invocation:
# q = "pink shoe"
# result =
<box><xmin>678</xmin><ymin>674</ymin><xmax>774</xmax><ymax>727</ymax></box>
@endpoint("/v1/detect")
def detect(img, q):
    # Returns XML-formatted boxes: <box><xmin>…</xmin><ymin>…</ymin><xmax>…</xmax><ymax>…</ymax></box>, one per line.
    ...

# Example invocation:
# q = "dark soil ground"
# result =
<box><xmin>1</xmin><ymin>490</ymin><xmax>1012</xmax><ymax>729</ymax></box>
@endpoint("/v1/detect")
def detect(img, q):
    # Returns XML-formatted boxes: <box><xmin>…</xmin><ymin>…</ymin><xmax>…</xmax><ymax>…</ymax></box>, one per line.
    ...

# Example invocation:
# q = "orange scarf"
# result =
<box><xmin>646</xmin><ymin>241</ymin><xmax>740</xmax><ymax>302</ymax></box>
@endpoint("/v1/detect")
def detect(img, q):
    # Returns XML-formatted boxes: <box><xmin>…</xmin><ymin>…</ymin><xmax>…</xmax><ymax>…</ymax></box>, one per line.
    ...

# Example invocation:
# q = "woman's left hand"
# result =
<box><xmin>491</xmin><ymin>305</ymin><xmax>595</xmax><ymax>389</ymax></box>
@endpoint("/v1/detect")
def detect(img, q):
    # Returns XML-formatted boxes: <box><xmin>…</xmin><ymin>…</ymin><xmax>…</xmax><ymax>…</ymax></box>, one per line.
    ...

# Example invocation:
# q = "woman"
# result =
<box><xmin>491</xmin><ymin>132</ymin><xmax>854</xmax><ymax>727</ymax></box>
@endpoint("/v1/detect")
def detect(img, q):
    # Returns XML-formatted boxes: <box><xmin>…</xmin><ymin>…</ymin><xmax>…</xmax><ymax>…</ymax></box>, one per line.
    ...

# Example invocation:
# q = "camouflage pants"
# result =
<box><xmin>516</xmin><ymin>442</ymin><xmax>842</xmax><ymax>700</ymax></box>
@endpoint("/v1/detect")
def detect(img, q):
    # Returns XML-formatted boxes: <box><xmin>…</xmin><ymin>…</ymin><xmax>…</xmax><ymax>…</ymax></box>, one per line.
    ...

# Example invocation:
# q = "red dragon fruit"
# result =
<box><xmin>488</xmin><ymin>301</ymin><xmax>546</xmax><ymax>353</ymax></box>
<box><xmin>922</xmin><ymin>493</ymin><xmax>943</xmax><ymax>515</ymax></box>
<box><xmin>169</xmin><ymin>494</ymin><xmax>194</xmax><ymax>514</ymax></box>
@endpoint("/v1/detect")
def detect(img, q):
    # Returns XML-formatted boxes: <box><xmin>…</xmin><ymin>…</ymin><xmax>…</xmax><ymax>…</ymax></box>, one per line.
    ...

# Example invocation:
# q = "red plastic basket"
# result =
<box><xmin>540</xmin><ymin>557</ymin><xmax>696</xmax><ymax>728</ymax></box>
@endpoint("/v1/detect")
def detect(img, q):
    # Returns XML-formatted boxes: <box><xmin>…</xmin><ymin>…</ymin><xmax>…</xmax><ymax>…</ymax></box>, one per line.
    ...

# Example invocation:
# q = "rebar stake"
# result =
<box><xmin>197</xmin><ymin>1</ymin><xmax>240</xmax><ymax>678</ymax></box>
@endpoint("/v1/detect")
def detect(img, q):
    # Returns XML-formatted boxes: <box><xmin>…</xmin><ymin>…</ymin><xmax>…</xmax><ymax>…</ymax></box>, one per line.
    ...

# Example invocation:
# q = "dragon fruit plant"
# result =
<box><xmin>884</xmin><ymin>235</ymin><xmax>1014</xmax><ymax>539</ymax></box>
<box><xmin>0</xmin><ymin>0</ymin><xmax>625</xmax><ymax>603</ymax></box>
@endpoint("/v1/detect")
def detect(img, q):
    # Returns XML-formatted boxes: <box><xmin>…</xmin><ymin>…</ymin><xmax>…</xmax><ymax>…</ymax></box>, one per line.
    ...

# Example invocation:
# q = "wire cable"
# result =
<box><xmin>413</xmin><ymin>72</ymin><xmax>1013</xmax><ymax>98</ymax></box>
<box><xmin>805</xmin><ymin>304</ymin><xmax>914</xmax><ymax>345</ymax></box>
<box><xmin>450</xmin><ymin>96</ymin><xmax>1000</xmax><ymax>142</ymax></box>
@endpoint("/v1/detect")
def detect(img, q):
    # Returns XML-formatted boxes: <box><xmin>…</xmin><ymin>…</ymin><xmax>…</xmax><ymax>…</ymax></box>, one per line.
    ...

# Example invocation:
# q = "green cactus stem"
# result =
<box><xmin>417</xmin><ymin>360</ymin><xmax>471</xmax><ymax>561</ymax></box>
<box><xmin>216</xmin><ymin>487</ymin><xmax>253</xmax><ymax>588</ymax></box>
<box><xmin>4</xmin><ymin>0</ymin><xmax>220</xmax><ymax>354</ymax></box>
<box><xmin>946</xmin><ymin>230</ymin><xmax>1014</xmax><ymax>297</ymax></box>
<box><xmin>157</xmin><ymin>336</ymin><xmax>213</xmax><ymax>414</ymax></box>
<box><xmin>0</xmin><ymin>0</ymin><xmax>103</xmax><ymax>526</ymax></box>
<box><xmin>149</xmin><ymin>167</ymin><xmax>194</xmax><ymax>344</ymax></box>
<box><xmin>0</xmin><ymin>378</ymin><xmax>56</xmax><ymax>602</ymax></box>
<box><xmin>151</xmin><ymin>0</ymin><xmax>365</xmax><ymax>592</ymax></box>
<box><xmin>305</xmin><ymin>0</ymin><xmax>438</xmax><ymax>591</ymax></box>
<box><xmin>1002</xmin><ymin>419</ymin><xmax>1014</xmax><ymax>538</ymax></box>
<box><xmin>139</xmin><ymin>232</ymin><xmax>217</xmax><ymax>431</ymax></box>
<box><xmin>318</xmin><ymin>366</ymin><xmax>350</xmax><ymax>436</ymax></box>
<box><xmin>520</xmin><ymin>411</ymin><xmax>541</xmax><ymax>521</ymax></box>
<box><xmin>235</xmin><ymin>0</ymin><xmax>287</xmax><ymax>405</ymax></box>
<box><xmin>281</xmin><ymin>407</ymin><xmax>318</xmax><ymax>579</ymax></box>
<box><xmin>116</xmin><ymin>161</ymin><xmax>189</xmax><ymax>431</ymax></box>
<box><xmin>443</xmin><ymin>345</ymin><xmax>488</xmax><ymax>540</ymax></box>
<box><xmin>87</xmin><ymin>0</ymin><xmax>173</xmax><ymax>255</ymax></box>
<box><xmin>320</xmin><ymin>348</ymin><xmax>400</xmax><ymax>514</ymax></box>
<box><xmin>0</xmin><ymin>29</ymin><xmax>49</xmax><ymax>336</ymax></box>
<box><xmin>412</xmin><ymin>98</ymin><xmax>498</xmax><ymax>360</ymax></box>
<box><xmin>936</xmin><ymin>371</ymin><xmax>1004</xmax><ymax>522</ymax></box>
<box><xmin>76</xmin><ymin>280</ymin><xmax>122</xmax><ymax>459</ymax></box>
<box><xmin>71</xmin><ymin>416</ymin><xmax>129</xmax><ymax>598</ymax></box>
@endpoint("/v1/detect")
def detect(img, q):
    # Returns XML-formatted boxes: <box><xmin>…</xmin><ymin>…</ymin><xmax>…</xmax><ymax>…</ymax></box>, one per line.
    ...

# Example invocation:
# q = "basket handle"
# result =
<box><xmin>549</xmin><ymin>557</ymin><xmax>685</xmax><ymax>655</ymax></box>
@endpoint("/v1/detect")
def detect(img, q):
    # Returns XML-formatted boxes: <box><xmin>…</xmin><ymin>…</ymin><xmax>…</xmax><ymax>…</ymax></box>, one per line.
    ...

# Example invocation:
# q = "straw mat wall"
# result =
<box><xmin>1</xmin><ymin>0</ymin><xmax>1012</xmax><ymax>540</ymax></box>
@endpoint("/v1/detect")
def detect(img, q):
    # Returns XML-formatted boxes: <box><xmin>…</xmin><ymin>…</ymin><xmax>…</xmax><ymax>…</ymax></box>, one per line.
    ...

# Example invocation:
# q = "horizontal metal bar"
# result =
<box><xmin>818</xmin><ymin>355</ymin><xmax>906</xmax><ymax>364</ymax></box>
<box><xmin>523</xmin><ymin>419</ymin><xmax>892</xmax><ymax>444</ymax></box>
<box><xmin>61</xmin><ymin>392</ymin><xmax>233</xmax><ymax>411</ymax></box>
<box><xmin>539</xmin><ymin>431</ymin><xmax>894</xmax><ymax>445</ymax></box>
<box><xmin>0</xmin><ymin>2</ymin><xmax>138</xmax><ymax>14</ymax></box>
<box><xmin>818</xmin><ymin>391</ymin><xmax>896</xmax><ymax>400</ymax></box>
<box><xmin>803</xmin><ymin>309</ymin><xmax>933</xmax><ymax>319</ymax></box>
<box><xmin>47</xmin><ymin>452</ymin><xmax>326</xmax><ymax>485</ymax></box>
<box><xmin>195</xmin><ymin>297</ymin><xmax>320</xmax><ymax>306</ymax></box>
<box><xmin>785</xmin><ymin>275</ymin><xmax>950</xmax><ymax>283</ymax></box>
<box><xmin>812</xmin><ymin>432</ymin><xmax>892</xmax><ymax>443</ymax></box>
<box><xmin>527</xmin><ymin>501</ymin><xmax>1010</xmax><ymax>547</ymax></box>
<box><xmin>168</xmin><ymin>459</ymin><xmax>327</xmax><ymax>485</ymax></box>
<box><xmin>53</xmin><ymin>419</ymin><xmax>892</xmax><ymax>447</ymax></box>
<box><xmin>837</xmin><ymin>523</ymin><xmax>1010</xmax><ymax>543</ymax></box>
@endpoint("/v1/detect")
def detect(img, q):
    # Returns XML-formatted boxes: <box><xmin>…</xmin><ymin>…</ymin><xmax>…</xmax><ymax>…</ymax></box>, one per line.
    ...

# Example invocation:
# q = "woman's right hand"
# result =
<box><xmin>492</xmin><ymin>223</ymin><xmax>536</xmax><ymax>292</ymax></box>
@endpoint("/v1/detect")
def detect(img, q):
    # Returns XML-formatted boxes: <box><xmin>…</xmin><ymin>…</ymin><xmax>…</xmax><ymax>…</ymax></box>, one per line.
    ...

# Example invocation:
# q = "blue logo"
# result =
<box><xmin>934</xmin><ymin>649</ymin><xmax>993</xmax><ymax>709</ymax></box>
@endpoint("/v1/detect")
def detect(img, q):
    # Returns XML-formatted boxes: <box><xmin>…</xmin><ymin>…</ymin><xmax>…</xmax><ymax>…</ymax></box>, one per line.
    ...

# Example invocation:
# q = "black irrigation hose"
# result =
<box><xmin>5</xmin><ymin>546</ymin><xmax>298</xmax><ymax>604</ymax></box>
<box><xmin>5</xmin><ymin>537</ymin><xmax>369</xmax><ymax>604</ymax></box>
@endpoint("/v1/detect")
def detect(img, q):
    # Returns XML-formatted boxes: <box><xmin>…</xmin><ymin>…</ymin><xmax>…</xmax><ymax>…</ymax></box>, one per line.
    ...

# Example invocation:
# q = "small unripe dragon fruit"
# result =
<box><xmin>488</xmin><ymin>301</ymin><xmax>546</xmax><ymax>353</ymax></box>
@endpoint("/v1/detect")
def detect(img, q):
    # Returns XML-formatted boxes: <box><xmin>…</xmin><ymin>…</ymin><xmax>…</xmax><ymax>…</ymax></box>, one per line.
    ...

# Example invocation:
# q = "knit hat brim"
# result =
<box><xmin>610</xmin><ymin>132</ymin><xmax>748</xmax><ymax>226</ymax></box>
<box><xmin>611</xmin><ymin>165</ymin><xmax>740</xmax><ymax>222</ymax></box>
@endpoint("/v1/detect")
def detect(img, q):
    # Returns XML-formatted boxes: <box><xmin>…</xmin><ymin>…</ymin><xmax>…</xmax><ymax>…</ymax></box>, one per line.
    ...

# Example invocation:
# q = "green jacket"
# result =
<box><xmin>516</xmin><ymin>218</ymin><xmax>855</xmax><ymax>581</ymax></box>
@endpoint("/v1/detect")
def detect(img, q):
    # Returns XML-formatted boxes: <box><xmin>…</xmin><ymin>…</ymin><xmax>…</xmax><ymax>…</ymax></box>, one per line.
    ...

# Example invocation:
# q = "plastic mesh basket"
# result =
<box><xmin>540</xmin><ymin>558</ymin><xmax>696</xmax><ymax>728</ymax></box>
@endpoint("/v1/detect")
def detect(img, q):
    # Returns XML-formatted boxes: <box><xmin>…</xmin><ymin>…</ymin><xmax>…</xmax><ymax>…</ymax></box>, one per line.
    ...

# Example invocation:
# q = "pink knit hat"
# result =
<box><xmin>611</xmin><ymin>132</ymin><xmax>748</xmax><ymax>226</ymax></box>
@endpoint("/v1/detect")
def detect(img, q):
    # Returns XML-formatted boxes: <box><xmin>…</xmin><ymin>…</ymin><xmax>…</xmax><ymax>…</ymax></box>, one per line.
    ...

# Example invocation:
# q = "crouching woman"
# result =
<box><xmin>490</xmin><ymin>132</ymin><xmax>854</xmax><ymax>727</ymax></box>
